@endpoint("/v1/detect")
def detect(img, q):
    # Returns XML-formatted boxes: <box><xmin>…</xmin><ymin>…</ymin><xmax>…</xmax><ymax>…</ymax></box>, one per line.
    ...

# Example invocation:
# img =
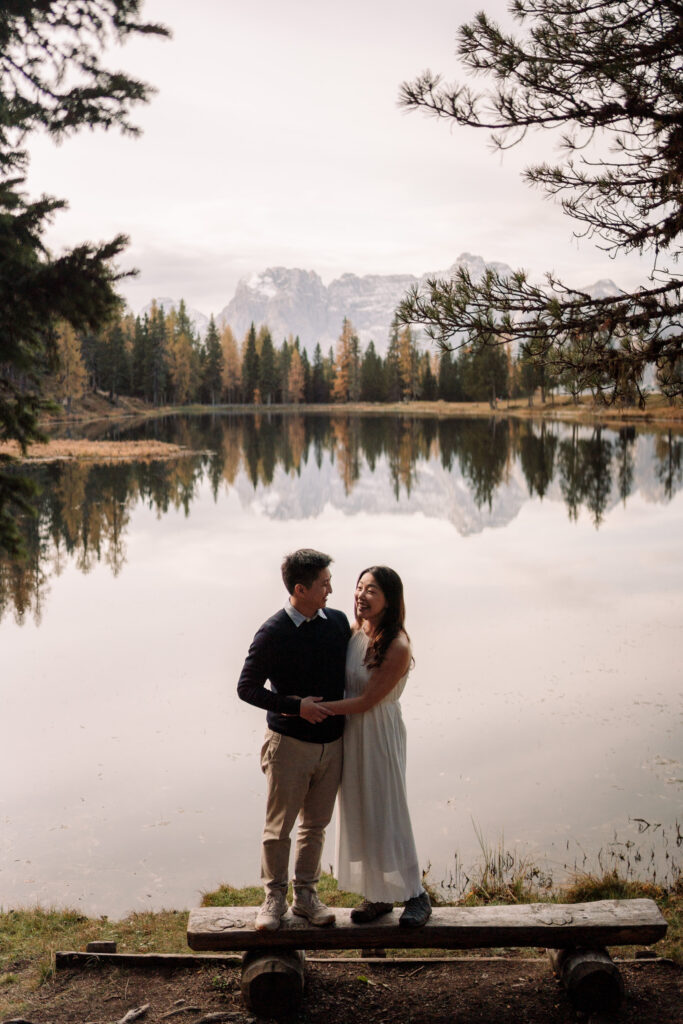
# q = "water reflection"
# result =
<box><xmin>3</xmin><ymin>414</ymin><xmax>682</xmax><ymax>624</ymax></box>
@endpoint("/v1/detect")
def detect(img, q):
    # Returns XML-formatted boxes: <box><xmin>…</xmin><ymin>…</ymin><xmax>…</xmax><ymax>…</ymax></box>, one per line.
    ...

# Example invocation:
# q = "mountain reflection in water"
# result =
<box><xmin>2</xmin><ymin>413</ymin><xmax>682</xmax><ymax>625</ymax></box>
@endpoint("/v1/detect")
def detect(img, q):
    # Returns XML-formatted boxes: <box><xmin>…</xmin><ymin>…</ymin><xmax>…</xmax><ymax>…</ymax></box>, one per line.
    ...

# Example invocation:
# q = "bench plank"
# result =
<box><xmin>187</xmin><ymin>899</ymin><xmax>666</xmax><ymax>952</ymax></box>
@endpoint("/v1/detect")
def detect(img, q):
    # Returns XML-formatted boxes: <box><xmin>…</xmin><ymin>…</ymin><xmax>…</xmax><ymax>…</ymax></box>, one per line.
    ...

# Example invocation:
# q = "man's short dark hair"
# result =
<box><xmin>281</xmin><ymin>549</ymin><xmax>332</xmax><ymax>594</ymax></box>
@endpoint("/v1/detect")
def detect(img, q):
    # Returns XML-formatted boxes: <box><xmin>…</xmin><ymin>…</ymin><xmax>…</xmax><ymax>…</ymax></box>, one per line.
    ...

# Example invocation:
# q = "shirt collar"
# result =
<box><xmin>285</xmin><ymin>602</ymin><xmax>328</xmax><ymax>627</ymax></box>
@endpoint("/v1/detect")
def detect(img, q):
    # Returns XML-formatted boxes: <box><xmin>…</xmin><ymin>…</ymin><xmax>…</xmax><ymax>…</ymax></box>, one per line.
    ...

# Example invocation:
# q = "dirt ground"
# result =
<box><xmin>5</xmin><ymin>956</ymin><xmax>681</xmax><ymax>1024</ymax></box>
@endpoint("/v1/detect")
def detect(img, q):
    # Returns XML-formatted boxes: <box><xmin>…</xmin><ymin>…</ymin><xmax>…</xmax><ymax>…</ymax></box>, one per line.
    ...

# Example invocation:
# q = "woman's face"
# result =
<box><xmin>354</xmin><ymin>572</ymin><xmax>387</xmax><ymax>625</ymax></box>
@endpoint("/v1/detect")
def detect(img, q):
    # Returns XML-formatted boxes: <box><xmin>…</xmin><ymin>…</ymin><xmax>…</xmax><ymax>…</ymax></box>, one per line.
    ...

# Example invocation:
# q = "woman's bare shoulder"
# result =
<box><xmin>386</xmin><ymin>631</ymin><xmax>412</xmax><ymax>663</ymax></box>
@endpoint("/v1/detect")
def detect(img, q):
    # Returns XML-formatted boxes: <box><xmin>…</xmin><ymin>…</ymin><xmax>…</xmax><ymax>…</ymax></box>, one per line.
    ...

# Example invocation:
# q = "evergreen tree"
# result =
<box><xmin>360</xmin><ymin>340</ymin><xmax>385</xmax><ymax>401</ymax></box>
<box><xmin>278</xmin><ymin>337</ymin><xmax>292</xmax><ymax>402</ymax></box>
<box><xmin>300</xmin><ymin>346</ymin><xmax>312</xmax><ymax>403</ymax></box>
<box><xmin>517</xmin><ymin>341</ymin><xmax>545</xmax><ymax>406</ymax></box>
<box><xmin>242</xmin><ymin>324</ymin><xmax>260</xmax><ymax>403</ymax></box>
<box><xmin>311</xmin><ymin>343</ymin><xmax>329</xmax><ymax>402</ymax></box>
<box><xmin>397</xmin><ymin>0</ymin><xmax>683</xmax><ymax>403</ymax></box>
<box><xmin>384</xmin><ymin>320</ymin><xmax>402</xmax><ymax>402</ymax></box>
<box><xmin>258</xmin><ymin>329</ymin><xmax>278</xmax><ymax>404</ymax></box>
<box><xmin>202</xmin><ymin>316</ymin><xmax>224</xmax><ymax>405</ymax></box>
<box><xmin>437</xmin><ymin>348</ymin><xmax>461</xmax><ymax>401</ymax></box>
<box><xmin>100</xmin><ymin>321</ymin><xmax>131</xmax><ymax>401</ymax></box>
<box><xmin>459</xmin><ymin>340</ymin><xmax>508</xmax><ymax>406</ymax></box>
<box><xmin>0</xmin><ymin>1</ymin><xmax>168</xmax><ymax>554</ymax></box>
<box><xmin>420</xmin><ymin>351</ymin><xmax>438</xmax><ymax>400</ymax></box>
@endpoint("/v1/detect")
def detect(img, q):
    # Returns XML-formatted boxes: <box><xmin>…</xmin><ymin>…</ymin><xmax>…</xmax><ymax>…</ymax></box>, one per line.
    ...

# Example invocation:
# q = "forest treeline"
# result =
<box><xmin>49</xmin><ymin>299</ymin><xmax>593</xmax><ymax>412</ymax></box>
<box><xmin>3</xmin><ymin>414</ymin><xmax>681</xmax><ymax>625</ymax></box>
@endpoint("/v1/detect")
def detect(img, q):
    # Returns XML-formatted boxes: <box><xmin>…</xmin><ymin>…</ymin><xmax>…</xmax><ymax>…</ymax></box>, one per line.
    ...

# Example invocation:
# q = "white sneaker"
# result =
<box><xmin>255</xmin><ymin>891</ymin><xmax>288</xmax><ymax>931</ymax></box>
<box><xmin>291</xmin><ymin>889</ymin><xmax>335</xmax><ymax>927</ymax></box>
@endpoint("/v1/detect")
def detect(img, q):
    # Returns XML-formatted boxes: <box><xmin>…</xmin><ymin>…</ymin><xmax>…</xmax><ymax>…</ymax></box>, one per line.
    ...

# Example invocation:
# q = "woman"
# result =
<box><xmin>319</xmin><ymin>566</ymin><xmax>431</xmax><ymax>928</ymax></box>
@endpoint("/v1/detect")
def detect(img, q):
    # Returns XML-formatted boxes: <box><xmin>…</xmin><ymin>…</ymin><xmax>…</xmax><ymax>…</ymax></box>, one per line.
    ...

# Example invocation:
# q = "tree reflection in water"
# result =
<box><xmin>2</xmin><ymin>413</ymin><xmax>681</xmax><ymax>623</ymax></box>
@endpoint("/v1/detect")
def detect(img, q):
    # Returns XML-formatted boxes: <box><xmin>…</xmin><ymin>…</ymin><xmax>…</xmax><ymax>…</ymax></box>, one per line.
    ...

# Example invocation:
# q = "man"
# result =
<box><xmin>237</xmin><ymin>549</ymin><xmax>350</xmax><ymax>931</ymax></box>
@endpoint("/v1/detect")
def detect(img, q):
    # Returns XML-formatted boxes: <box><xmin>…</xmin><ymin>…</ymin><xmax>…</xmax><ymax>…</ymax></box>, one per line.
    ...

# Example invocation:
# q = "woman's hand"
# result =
<box><xmin>298</xmin><ymin>696</ymin><xmax>333</xmax><ymax>724</ymax></box>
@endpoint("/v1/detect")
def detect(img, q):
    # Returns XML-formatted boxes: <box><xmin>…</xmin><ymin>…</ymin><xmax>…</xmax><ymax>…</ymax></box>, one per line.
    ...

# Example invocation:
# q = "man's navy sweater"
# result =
<box><xmin>237</xmin><ymin>607</ymin><xmax>350</xmax><ymax>743</ymax></box>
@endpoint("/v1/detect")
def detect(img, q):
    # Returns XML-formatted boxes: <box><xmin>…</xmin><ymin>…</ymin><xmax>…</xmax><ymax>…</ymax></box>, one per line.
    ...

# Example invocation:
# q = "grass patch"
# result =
<box><xmin>0</xmin><ymin>905</ymin><xmax>190</xmax><ymax>1018</ymax></box>
<box><xmin>201</xmin><ymin>872</ymin><xmax>363</xmax><ymax>910</ymax></box>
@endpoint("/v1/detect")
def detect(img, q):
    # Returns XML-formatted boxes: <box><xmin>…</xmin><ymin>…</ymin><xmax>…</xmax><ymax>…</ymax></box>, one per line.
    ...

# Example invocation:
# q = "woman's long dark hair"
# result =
<box><xmin>355</xmin><ymin>565</ymin><xmax>410</xmax><ymax>669</ymax></box>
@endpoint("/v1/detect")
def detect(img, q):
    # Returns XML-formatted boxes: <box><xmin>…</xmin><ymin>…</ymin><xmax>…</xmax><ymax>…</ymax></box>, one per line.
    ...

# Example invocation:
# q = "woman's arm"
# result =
<box><xmin>319</xmin><ymin>633</ymin><xmax>411</xmax><ymax>715</ymax></box>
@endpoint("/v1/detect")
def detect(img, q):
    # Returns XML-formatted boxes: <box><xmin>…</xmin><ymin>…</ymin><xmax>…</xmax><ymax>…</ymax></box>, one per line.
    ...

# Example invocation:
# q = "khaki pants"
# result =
<box><xmin>260</xmin><ymin>729</ymin><xmax>342</xmax><ymax>896</ymax></box>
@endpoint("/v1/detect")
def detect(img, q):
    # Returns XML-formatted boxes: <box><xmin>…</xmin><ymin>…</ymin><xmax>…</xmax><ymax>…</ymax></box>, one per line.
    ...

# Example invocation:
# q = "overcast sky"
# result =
<box><xmin>26</xmin><ymin>0</ymin><xmax>650</xmax><ymax>318</ymax></box>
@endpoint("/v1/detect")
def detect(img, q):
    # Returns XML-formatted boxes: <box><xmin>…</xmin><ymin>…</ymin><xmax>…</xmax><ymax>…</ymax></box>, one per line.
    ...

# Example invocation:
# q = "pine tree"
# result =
<box><xmin>311</xmin><ymin>343</ymin><xmax>329</xmax><ymax>402</ymax></box>
<box><xmin>360</xmin><ymin>341</ymin><xmax>385</xmax><ymax>401</ymax></box>
<box><xmin>100</xmin><ymin>321</ymin><xmax>131</xmax><ymax>401</ymax></box>
<box><xmin>397</xmin><ymin>0</ymin><xmax>683</xmax><ymax>403</ymax></box>
<box><xmin>420</xmin><ymin>351</ymin><xmax>438</xmax><ymax>400</ymax></box>
<box><xmin>0</xmin><ymin>1</ymin><xmax>169</xmax><ymax>554</ymax></box>
<box><xmin>202</xmin><ymin>316</ymin><xmax>224</xmax><ymax>405</ymax></box>
<box><xmin>300</xmin><ymin>346</ymin><xmax>312</xmax><ymax>402</ymax></box>
<box><xmin>384</xmin><ymin>320</ymin><xmax>402</xmax><ymax>402</ymax></box>
<box><xmin>242</xmin><ymin>324</ymin><xmax>260</xmax><ymax>403</ymax></box>
<box><xmin>258</xmin><ymin>328</ymin><xmax>278</xmax><ymax>404</ymax></box>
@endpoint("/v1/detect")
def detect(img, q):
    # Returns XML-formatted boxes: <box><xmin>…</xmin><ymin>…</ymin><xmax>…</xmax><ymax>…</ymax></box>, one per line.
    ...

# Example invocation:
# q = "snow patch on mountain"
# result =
<box><xmin>140</xmin><ymin>254</ymin><xmax>626</xmax><ymax>356</ymax></box>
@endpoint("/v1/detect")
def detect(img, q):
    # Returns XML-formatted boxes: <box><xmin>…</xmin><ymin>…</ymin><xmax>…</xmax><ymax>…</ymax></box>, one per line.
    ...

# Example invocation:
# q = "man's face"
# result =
<box><xmin>301</xmin><ymin>567</ymin><xmax>332</xmax><ymax>612</ymax></box>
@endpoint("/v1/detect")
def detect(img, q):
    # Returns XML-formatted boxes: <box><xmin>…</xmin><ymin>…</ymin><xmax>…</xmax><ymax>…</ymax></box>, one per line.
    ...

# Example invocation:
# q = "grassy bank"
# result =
<box><xmin>41</xmin><ymin>391</ymin><xmax>683</xmax><ymax>430</ymax></box>
<box><xmin>1</xmin><ymin>870</ymin><xmax>680</xmax><ymax>1017</ymax></box>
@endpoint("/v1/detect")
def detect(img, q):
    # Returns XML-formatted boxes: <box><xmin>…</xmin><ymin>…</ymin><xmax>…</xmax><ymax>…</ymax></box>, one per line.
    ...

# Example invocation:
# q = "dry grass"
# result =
<box><xmin>0</xmin><ymin>439</ymin><xmax>194</xmax><ymax>462</ymax></box>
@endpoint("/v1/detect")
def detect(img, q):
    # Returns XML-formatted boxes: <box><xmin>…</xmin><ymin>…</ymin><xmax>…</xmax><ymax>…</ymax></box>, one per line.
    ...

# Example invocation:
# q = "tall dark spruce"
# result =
<box><xmin>0</xmin><ymin>1</ymin><xmax>169</xmax><ymax>555</ymax></box>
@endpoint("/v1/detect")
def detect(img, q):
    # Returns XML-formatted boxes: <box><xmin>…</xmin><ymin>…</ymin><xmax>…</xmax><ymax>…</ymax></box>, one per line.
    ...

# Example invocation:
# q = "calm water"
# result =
<box><xmin>1</xmin><ymin>412</ymin><xmax>681</xmax><ymax>917</ymax></box>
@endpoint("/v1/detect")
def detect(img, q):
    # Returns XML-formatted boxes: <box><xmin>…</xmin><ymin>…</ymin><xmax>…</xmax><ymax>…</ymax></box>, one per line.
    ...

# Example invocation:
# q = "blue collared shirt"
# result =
<box><xmin>284</xmin><ymin>602</ymin><xmax>328</xmax><ymax>627</ymax></box>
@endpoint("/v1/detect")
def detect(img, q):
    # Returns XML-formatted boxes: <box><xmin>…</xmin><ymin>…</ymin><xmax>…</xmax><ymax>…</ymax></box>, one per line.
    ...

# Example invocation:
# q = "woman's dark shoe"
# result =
<box><xmin>350</xmin><ymin>899</ymin><xmax>393</xmax><ymax>923</ymax></box>
<box><xmin>399</xmin><ymin>891</ymin><xmax>432</xmax><ymax>928</ymax></box>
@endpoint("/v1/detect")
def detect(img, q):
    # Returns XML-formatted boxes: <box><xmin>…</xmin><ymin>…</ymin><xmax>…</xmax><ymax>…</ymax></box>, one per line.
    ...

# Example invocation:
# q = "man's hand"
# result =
<box><xmin>299</xmin><ymin>696</ymin><xmax>333</xmax><ymax>724</ymax></box>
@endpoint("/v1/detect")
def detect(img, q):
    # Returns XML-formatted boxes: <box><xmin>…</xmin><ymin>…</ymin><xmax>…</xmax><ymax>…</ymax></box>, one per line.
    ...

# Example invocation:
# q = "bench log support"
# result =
<box><xmin>548</xmin><ymin>946</ymin><xmax>625</xmax><ymax>1013</ymax></box>
<box><xmin>241</xmin><ymin>948</ymin><xmax>305</xmax><ymax>1017</ymax></box>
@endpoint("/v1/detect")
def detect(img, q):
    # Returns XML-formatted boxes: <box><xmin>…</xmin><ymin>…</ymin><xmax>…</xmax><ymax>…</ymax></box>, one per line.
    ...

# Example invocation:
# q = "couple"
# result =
<box><xmin>237</xmin><ymin>548</ymin><xmax>431</xmax><ymax>932</ymax></box>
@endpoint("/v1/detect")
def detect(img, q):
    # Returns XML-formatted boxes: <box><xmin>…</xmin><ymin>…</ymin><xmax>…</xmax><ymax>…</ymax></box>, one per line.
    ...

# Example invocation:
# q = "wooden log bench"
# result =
<box><xmin>187</xmin><ymin>898</ymin><xmax>667</xmax><ymax>1018</ymax></box>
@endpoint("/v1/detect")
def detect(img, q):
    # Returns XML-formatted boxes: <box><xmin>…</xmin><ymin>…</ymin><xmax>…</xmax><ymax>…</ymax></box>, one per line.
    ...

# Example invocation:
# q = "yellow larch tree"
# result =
<box><xmin>54</xmin><ymin>322</ymin><xmax>88</xmax><ymax>413</ymax></box>
<box><xmin>288</xmin><ymin>347</ymin><xmax>306</xmax><ymax>404</ymax></box>
<box><xmin>220</xmin><ymin>324</ymin><xmax>241</xmax><ymax>402</ymax></box>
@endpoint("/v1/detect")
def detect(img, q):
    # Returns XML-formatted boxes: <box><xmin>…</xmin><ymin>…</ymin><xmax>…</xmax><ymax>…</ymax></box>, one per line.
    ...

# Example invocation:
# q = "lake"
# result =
<box><xmin>1</xmin><ymin>411</ymin><xmax>681</xmax><ymax>918</ymax></box>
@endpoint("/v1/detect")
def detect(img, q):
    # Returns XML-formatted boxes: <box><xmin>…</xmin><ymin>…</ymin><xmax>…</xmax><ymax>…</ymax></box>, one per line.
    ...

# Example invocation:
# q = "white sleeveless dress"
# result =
<box><xmin>335</xmin><ymin>630</ymin><xmax>423</xmax><ymax>902</ymax></box>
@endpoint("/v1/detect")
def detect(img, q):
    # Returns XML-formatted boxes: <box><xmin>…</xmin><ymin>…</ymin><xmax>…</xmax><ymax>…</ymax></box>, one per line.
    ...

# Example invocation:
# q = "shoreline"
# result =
<box><xmin>34</xmin><ymin>393</ymin><xmax>683</xmax><ymax>431</ymax></box>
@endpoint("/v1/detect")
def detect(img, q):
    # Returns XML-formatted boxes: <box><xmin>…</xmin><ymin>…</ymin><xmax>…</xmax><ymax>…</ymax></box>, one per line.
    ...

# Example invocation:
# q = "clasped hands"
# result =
<box><xmin>296</xmin><ymin>695</ymin><xmax>336</xmax><ymax>724</ymax></box>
